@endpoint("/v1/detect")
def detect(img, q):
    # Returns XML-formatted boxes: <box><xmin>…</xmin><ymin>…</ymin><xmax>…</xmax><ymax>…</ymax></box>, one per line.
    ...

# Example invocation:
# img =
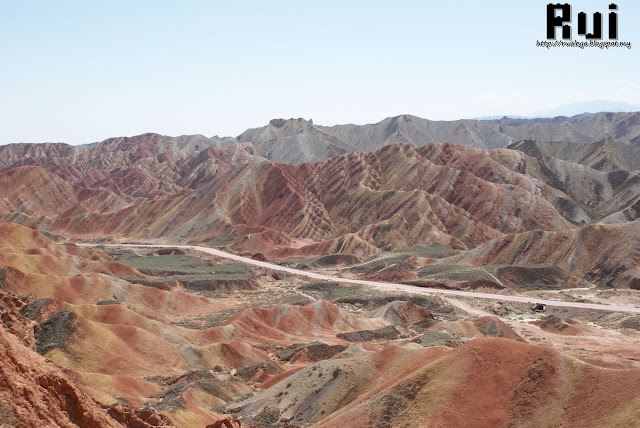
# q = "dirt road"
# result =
<box><xmin>86</xmin><ymin>243</ymin><xmax>640</xmax><ymax>315</ymax></box>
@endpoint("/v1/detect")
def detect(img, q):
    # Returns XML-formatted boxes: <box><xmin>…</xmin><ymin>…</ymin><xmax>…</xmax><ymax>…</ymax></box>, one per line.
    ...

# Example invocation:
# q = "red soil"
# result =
<box><xmin>0</xmin><ymin>291</ymin><xmax>172</xmax><ymax>428</ymax></box>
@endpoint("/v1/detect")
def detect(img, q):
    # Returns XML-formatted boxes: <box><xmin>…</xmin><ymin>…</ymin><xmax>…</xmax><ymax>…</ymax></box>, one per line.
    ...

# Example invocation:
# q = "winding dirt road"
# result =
<box><xmin>87</xmin><ymin>243</ymin><xmax>640</xmax><ymax>315</ymax></box>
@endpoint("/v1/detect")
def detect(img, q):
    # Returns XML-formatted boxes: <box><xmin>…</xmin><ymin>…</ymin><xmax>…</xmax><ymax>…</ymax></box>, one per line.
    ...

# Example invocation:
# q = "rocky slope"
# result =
<box><xmin>0</xmin><ymin>224</ymin><xmax>530</xmax><ymax>426</ymax></box>
<box><xmin>509</xmin><ymin>138</ymin><xmax>640</xmax><ymax>172</ymax></box>
<box><xmin>443</xmin><ymin>219</ymin><xmax>640</xmax><ymax>289</ymax></box>
<box><xmin>493</xmin><ymin>112</ymin><xmax>640</xmax><ymax>146</ymax></box>
<box><xmin>314</xmin><ymin>338</ymin><xmax>640</xmax><ymax>428</ymax></box>
<box><xmin>236</xmin><ymin>118</ymin><xmax>350</xmax><ymax>164</ymax></box>
<box><xmin>1</xmin><ymin>131</ymin><xmax>639</xmax><ymax>288</ymax></box>
<box><xmin>1</xmin><ymin>224</ymin><xmax>640</xmax><ymax>427</ymax></box>
<box><xmin>238</xmin><ymin>113</ymin><xmax>640</xmax><ymax>164</ymax></box>
<box><xmin>0</xmin><ymin>290</ymin><xmax>173</xmax><ymax>428</ymax></box>
<box><xmin>1</xmin><ymin>142</ymin><xmax>573</xmax><ymax>257</ymax></box>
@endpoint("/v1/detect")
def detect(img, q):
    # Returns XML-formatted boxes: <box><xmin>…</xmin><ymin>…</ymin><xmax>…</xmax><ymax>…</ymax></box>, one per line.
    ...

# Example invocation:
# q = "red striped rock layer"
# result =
<box><xmin>0</xmin><ymin>142</ymin><xmax>609</xmax><ymax>260</ymax></box>
<box><xmin>125</xmin><ymin>145</ymin><xmax>567</xmax><ymax>254</ymax></box>
<box><xmin>313</xmin><ymin>338</ymin><xmax>640</xmax><ymax>428</ymax></box>
<box><xmin>444</xmin><ymin>219</ymin><xmax>640</xmax><ymax>289</ymax></box>
<box><xmin>0</xmin><ymin>291</ymin><xmax>172</xmax><ymax>428</ymax></box>
<box><xmin>0</xmin><ymin>135</ymin><xmax>250</xmax><ymax>199</ymax></box>
<box><xmin>0</xmin><ymin>224</ymin><xmax>397</xmax><ymax>422</ymax></box>
<box><xmin>191</xmin><ymin>299</ymin><xmax>388</xmax><ymax>347</ymax></box>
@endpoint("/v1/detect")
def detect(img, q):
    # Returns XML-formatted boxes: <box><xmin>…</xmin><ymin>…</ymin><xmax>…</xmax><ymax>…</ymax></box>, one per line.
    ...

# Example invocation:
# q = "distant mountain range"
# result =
<box><xmin>1</xmin><ymin>110</ymin><xmax>639</xmax><ymax>288</ymax></box>
<box><xmin>474</xmin><ymin>100</ymin><xmax>640</xmax><ymax>121</ymax></box>
<box><xmin>223</xmin><ymin>112</ymin><xmax>640</xmax><ymax>165</ymax></box>
<box><xmin>530</xmin><ymin>100</ymin><xmax>640</xmax><ymax>118</ymax></box>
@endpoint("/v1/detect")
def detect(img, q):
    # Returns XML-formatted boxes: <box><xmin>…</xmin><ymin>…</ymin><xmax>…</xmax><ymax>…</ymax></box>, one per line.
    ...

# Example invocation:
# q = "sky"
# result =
<box><xmin>1</xmin><ymin>0</ymin><xmax>639</xmax><ymax>145</ymax></box>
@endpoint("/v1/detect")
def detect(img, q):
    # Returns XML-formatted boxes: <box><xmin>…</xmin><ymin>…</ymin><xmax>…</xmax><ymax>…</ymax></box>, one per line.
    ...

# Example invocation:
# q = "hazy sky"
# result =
<box><xmin>1</xmin><ymin>0</ymin><xmax>639</xmax><ymax>145</ymax></box>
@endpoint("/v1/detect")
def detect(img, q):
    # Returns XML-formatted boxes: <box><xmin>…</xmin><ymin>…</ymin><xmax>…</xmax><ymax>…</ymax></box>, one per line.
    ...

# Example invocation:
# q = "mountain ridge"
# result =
<box><xmin>6</xmin><ymin>111</ymin><xmax>640</xmax><ymax>166</ymax></box>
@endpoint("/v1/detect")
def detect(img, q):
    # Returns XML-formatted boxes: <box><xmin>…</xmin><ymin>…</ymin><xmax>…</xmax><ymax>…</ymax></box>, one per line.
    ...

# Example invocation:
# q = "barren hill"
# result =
<box><xmin>1</xmin><ymin>133</ymin><xmax>639</xmax><ymax>288</ymax></box>
<box><xmin>1</xmin><ymin>112</ymin><xmax>640</xmax><ymax>427</ymax></box>
<box><xmin>236</xmin><ymin>118</ymin><xmax>350</xmax><ymax>164</ymax></box>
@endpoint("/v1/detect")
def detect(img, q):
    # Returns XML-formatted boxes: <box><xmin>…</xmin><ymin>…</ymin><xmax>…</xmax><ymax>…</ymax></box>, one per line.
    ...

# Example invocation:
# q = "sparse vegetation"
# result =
<box><xmin>368</xmin><ymin>244</ymin><xmax>460</xmax><ymax>261</ymax></box>
<box><xmin>418</xmin><ymin>265</ymin><xmax>497</xmax><ymax>282</ymax></box>
<box><xmin>298</xmin><ymin>280</ymin><xmax>341</xmax><ymax>292</ymax></box>
<box><xmin>332</xmin><ymin>368</ymin><xmax>340</xmax><ymax>379</ymax></box>
<box><xmin>622</xmin><ymin>317</ymin><xmax>640</xmax><ymax>331</ymax></box>
<box><xmin>320</xmin><ymin>285</ymin><xmax>453</xmax><ymax>315</ymax></box>
<box><xmin>114</xmin><ymin>250</ymin><xmax>257</xmax><ymax>292</ymax></box>
<box><xmin>206</xmin><ymin>233</ymin><xmax>235</xmax><ymax>247</ymax></box>
<box><xmin>347</xmin><ymin>245</ymin><xmax>460</xmax><ymax>275</ymax></box>
<box><xmin>114</xmin><ymin>251</ymin><xmax>252</xmax><ymax>279</ymax></box>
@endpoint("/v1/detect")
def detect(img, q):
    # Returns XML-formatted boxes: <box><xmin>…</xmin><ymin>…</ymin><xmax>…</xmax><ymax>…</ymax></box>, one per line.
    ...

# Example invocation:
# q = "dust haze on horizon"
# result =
<box><xmin>1</xmin><ymin>0</ymin><xmax>639</xmax><ymax>146</ymax></box>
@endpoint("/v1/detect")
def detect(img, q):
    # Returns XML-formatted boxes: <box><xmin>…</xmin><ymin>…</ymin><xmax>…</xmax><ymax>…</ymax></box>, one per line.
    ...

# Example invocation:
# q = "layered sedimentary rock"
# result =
<box><xmin>313</xmin><ymin>338</ymin><xmax>640</xmax><ymax>428</ymax></box>
<box><xmin>444</xmin><ymin>219</ymin><xmax>640</xmax><ymax>289</ymax></box>
<box><xmin>0</xmin><ymin>143</ymin><xmax>579</xmax><ymax>256</ymax></box>
<box><xmin>0</xmin><ymin>113</ymin><xmax>638</xmax><ymax>289</ymax></box>
<box><xmin>0</xmin><ymin>291</ymin><xmax>173</xmax><ymax>428</ymax></box>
